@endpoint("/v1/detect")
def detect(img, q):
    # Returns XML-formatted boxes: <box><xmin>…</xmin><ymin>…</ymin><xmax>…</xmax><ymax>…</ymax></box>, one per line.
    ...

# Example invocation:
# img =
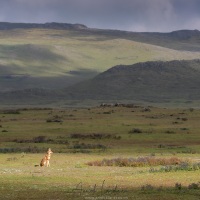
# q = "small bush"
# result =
<box><xmin>165</xmin><ymin>130</ymin><xmax>176</xmax><ymax>134</ymax></box>
<box><xmin>129</xmin><ymin>128</ymin><xmax>142</xmax><ymax>134</ymax></box>
<box><xmin>175</xmin><ymin>183</ymin><xmax>182</xmax><ymax>190</ymax></box>
<box><xmin>188</xmin><ymin>183</ymin><xmax>199</xmax><ymax>189</ymax></box>
<box><xmin>142</xmin><ymin>108</ymin><xmax>151</xmax><ymax>112</ymax></box>
<box><xmin>2</xmin><ymin>110</ymin><xmax>21</xmax><ymax>114</ymax></box>
<box><xmin>46</xmin><ymin>115</ymin><xmax>63</xmax><ymax>123</ymax></box>
<box><xmin>158</xmin><ymin>144</ymin><xmax>165</xmax><ymax>148</ymax></box>
<box><xmin>141</xmin><ymin>184</ymin><xmax>154</xmax><ymax>190</ymax></box>
<box><xmin>179</xmin><ymin>149</ymin><xmax>197</xmax><ymax>154</ymax></box>
<box><xmin>70</xmin><ymin>142</ymin><xmax>107</xmax><ymax>150</ymax></box>
<box><xmin>103</xmin><ymin>111</ymin><xmax>112</xmax><ymax>114</ymax></box>
<box><xmin>189</xmin><ymin>108</ymin><xmax>194</xmax><ymax>112</ymax></box>
<box><xmin>33</xmin><ymin>136</ymin><xmax>46</xmax><ymax>143</ymax></box>
<box><xmin>46</xmin><ymin>119</ymin><xmax>63</xmax><ymax>123</ymax></box>
<box><xmin>180</xmin><ymin>128</ymin><xmax>189</xmax><ymax>131</ymax></box>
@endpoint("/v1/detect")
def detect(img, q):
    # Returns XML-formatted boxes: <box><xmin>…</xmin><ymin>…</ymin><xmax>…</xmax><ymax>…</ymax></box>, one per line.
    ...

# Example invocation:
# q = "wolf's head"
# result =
<box><xmin>47</xmin><ymin>148</ymin><xmax>53</xmax><ymax>154</ymax></box>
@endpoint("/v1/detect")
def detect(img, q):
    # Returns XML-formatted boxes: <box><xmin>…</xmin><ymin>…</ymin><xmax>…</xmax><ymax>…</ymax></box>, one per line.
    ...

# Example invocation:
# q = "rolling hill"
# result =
<box><xmin>62</xmin><ymin>59</ymin><xmax>200</xmax><ymax>103</ymax></box>
<box><xmin>0</xmin><ymin>22</ymin><xmax>200</xmax><ymax>92</ymax></box>
<box><xmin>0</xmin><ymin>22</ymin><xmax>200</xmax><ymax>106</ymax></box>
<box><xmin>1</xmin><ymin>59</ymin><xmax>200</xmax><ymax>107</ymax></box>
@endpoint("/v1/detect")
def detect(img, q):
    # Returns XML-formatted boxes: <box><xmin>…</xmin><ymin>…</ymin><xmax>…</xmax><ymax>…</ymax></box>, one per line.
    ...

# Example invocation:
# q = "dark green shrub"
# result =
<box><xmin>129</xmin><ymin>128</ymin><xmax>142</xmax><ymax>134</ymax></box>
<box><xmin>188</xmin><ymin>183</ymin><xmax>199</xmax><ymax>189</ymax></box>
<box><xmin>175</xmin><ymin>183</ymin><xmax>182</xmax><ymax>190</ymax></box>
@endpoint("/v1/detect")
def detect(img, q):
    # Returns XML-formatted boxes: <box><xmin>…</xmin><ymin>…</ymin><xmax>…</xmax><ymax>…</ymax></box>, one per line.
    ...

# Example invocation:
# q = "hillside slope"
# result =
<box><xmin>0</xmin><ymin>23</ymin><xmax>200</xmax><ymax>91</ymax></box>
<box><xmin>1</xmin><ymin>59</ymin><xmax>200</xmax><ymax>106</ymax></box>
<box><xmin>63</xmin><ymin>60</ymin><xmax>200</xmax><ymax>102</ymax></box>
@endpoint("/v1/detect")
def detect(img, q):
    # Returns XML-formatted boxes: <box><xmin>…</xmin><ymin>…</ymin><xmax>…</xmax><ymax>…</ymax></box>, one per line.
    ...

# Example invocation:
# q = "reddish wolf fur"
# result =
<box><xmin>40</xmin><ymin>148</ymin><xmax>53</xmax><ymax>167</ymax></box>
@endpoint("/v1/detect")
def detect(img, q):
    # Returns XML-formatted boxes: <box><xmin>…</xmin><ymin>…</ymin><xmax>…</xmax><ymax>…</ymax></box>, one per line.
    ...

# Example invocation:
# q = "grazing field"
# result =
<box><xmin>0</xmin><ymin>105</ymin><xmax>200</xmax><ymax>199</ymax></box>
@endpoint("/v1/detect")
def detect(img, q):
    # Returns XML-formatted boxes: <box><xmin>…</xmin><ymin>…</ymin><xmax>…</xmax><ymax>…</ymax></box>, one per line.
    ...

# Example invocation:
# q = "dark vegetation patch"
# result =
<box><xmin>180</xmin><ymin>128</ymin><xmax>189</xmax><ymax>131</ymax></box>
<box><xmin>157</xmin><ymin>144</ymin><xmax>197</xmax><ymax>154</ymax></box>
<box><xmin>103</xmin><ymin>111</ymin><xmax>112</xmax><ymax>114</ymax></box>
<box><xmin>70</xmin><ymin>133</ymin><xmax>121</xmax><ymax>140</ymax></box>
<box><xmin>188</xmin><ymin>183</ymin><xmax>199</xmax><ymax>189</ymax></box>
<box><xmin>87</xmin><ymin>156</ymin><xmax>182</xmax><ymax>167</ymax></box>
<box><xmin>129</xmin><ymin>128</ymin><xmax>143</xmax><ymax>134</ymax></box>
<box><xmin>20</xmin><ymin>108</ymin><xmax>52</xmax><ymax>111</ymax></box>
<box><xmin>69</xmin><ymin>142</ymin><xmax>107</xmax><ymax>150</ymax></box>
<box><xmin>46</xmin><ymin>119</ymin><xmax>63</xmax><ymax>123</ymax></box>
<box><xmin>46</xmin><ymin>115</ymin><xmax>63</xmax><ymax>123</ymax></box>
<box><xmin>100</xmin><ymin>103</ymin><xmax>143</xmax><ymax>108</ymax></box>
<box><xmin>0</xmin><ymin>146</ymin><xmax>47</xmax><ymax>153</ymax></box>
<box><xmin>149</xmin><ymin>162</ymin><xmax>200</xmax><ymax>173</ymax></box>
<box><xmin>13</xmin><ymin>136</ymin><xmax>68</xmax><ymax>144</ymax></box>
<box><xmin>0</xmin><ymin>110</ymin><xmax>21</xmax><ymax>114</ymax></box>
<box><xmin>164</xmin><ymin>130</ymin><xmax>176</xmax><ymax>134</ymax></box>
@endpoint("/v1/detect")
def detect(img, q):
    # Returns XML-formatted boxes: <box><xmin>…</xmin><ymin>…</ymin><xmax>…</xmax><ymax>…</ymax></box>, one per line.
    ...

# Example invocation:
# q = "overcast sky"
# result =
<box><xmin>0</xmin><ymin>0</ymin><xmax>200</xmax><ymax>32</ymax></box>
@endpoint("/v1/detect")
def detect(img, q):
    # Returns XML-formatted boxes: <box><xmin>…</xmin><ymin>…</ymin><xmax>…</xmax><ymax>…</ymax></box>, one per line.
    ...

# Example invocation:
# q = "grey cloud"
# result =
<box><xmin>0</xmin><ymin>0</ymin><xmax>200</xmax><ymax>32</ymax></box>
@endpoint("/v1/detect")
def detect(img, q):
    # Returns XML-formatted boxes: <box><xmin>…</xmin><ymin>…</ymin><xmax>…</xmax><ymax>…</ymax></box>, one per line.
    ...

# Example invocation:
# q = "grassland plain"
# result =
<box><xmin>0</xmin><ymin>106</ymin><xmax>200</xmax><ymax>199</ymax></box>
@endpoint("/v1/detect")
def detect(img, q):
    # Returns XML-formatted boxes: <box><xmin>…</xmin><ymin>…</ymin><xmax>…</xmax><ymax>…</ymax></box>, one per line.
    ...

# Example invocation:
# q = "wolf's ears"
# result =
<box><xmin>47</xmin><ymin>148</ymin><xmax>53</xmax><ymax>153</ymax></box>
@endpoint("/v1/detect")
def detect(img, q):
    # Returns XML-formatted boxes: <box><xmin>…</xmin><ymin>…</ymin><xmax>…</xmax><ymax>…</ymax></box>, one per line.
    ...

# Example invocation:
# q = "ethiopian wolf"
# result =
<box><xmin>40</xmin><ymin>148</ymin><xmax>53</xmax><ymax>167</ymax></box>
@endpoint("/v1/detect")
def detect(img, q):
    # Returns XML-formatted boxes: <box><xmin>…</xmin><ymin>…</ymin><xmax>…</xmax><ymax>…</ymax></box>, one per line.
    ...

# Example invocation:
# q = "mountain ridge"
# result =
<box><xmin>0</xmin><ymin>22</ymin><xmax>199</xmax><ymax>34</ymax></box>
<box><xmin>0</xmin><ymin>22</ymin><xmax>88</xmax><ymax>30</ymax></box>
